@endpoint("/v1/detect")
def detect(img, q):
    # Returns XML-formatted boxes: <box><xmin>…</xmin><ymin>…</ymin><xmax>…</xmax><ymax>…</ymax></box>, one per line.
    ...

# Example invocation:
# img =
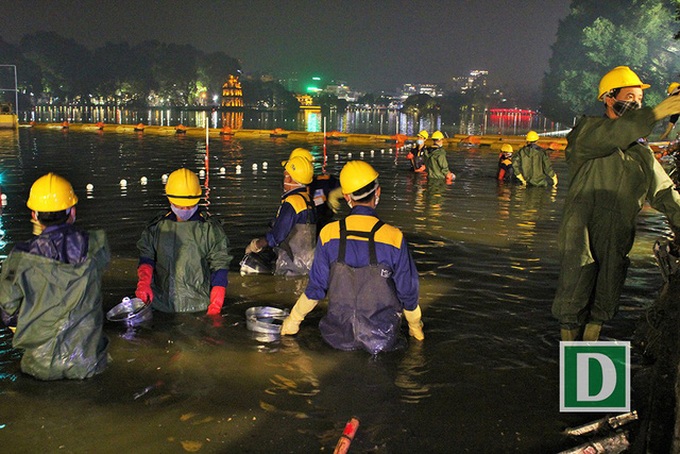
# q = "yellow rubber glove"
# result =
<box><xmin>516</xmin><ymin>174</ymin><xmax>526</xmax><ymax>185</ymax></box>
<box><xmin>653</xmin><ymin>96</ymin><xmax>680</xmax><ymax>120</ymax></box>
<box><xmin>281</xmin><ymin>293</ymin><xmax>318</xmax><ymax>335</ymax></box>
<box><xmin>403</xmin><ymin>306</ymin><xmax>424</xmax><ymax>341</ymax></box>
<box><xmin>327</xmin><ymin>186</ymin><xmax>344</xmax><ymax>214</ymax></box>
<box><xmin>552</xmin><ymin>174</ymin><xmax>558</xmax><ymax>186</ymax></box>
<box><xmin>660</xmin><ymin>122</ymin><xmax>675</xmax><ymax>141</ymax></box>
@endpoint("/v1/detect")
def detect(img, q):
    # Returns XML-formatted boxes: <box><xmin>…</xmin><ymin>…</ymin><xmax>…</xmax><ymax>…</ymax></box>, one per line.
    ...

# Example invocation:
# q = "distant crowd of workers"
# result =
<box><xmin>3</xmin><ymin>65</ymin><xmax>680</xmax><ymax>381</ymax></box>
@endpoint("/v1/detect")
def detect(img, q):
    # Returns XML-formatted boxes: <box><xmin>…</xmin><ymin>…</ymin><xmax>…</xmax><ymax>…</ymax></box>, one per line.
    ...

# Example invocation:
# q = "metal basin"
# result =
<box><xmin>106</xmin><ymin>297</ymin><xmax>152</xmax><ymax>326</ymax></box>
<box><xmin>245</xmin><ymin>306</ymin><xmax>289</xmax><ymax>334</ymax></box>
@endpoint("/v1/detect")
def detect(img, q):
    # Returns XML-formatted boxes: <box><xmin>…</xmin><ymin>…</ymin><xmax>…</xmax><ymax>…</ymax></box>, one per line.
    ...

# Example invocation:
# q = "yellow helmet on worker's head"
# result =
<box><xmin>417</xmin><ymin>130</ymin><xmax>429</xmax><ymax>140</ymax></box>
<box><xmin>431</xmin><ymin>131</ymin><xmax>444</xmax><ymax>140</ymax></box>
<box><xmin>500</xmin><ymin>144</ymin><xmax>513</xmax><ymax>154</ymax></box>
<box><xmin>281</xmin><ymin>147</ymin><xmax>314</xmax><ymax>167</ymax></box>
<box><xmin>284</xmin><ymin>155</ymin><xmax>314</xmax><ymax>185</ymax></box>
<box><xmin>526</xmin><ymin>131</ymin><xmax>539</xmax><ymax>142</ymax></box>
<box><xmin>340</xmin><ymin>160</ymin><xmax>379</xmax><ymax>195</ymax></box>
<box><xmin>597</xmin><ymin>66</ymin><xmax>650</xmax><ymax>101</ymax></box>
<box><xmin>165</xmin><ymin>168</ymin><xmax>201</xmax><ymax>207</ymax></box>
<box><xmin>668</xmin><ymin>82</ymin><xmax>680</xmax><ymax>96</ymax></box>
<box><xmin>27</xmin><ymin>172</ymin><xmax>78</xmax><ymax>212</ymax></box>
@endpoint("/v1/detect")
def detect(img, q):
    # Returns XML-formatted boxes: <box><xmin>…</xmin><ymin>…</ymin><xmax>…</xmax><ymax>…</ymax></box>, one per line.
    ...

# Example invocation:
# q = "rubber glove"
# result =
<box><xmin>516</xmin><ymin>174</ymin><xmax>526</xmax><ymax>185</ymax></box>
<box><xmin>660</xmin><ymin>122</ymin><xmax>675</xmax><ymax>141</ymax></box>
<box><xmin>327</xmin><ymin>186</ymin><xmax>344</xmax><ymax>214</ymax></box>
<box><xmin>245</xmin><ymin>238</ymin><xmax>264</xmax><ymax>254</ymax></box>
<box><xmin>403</xmin><ymin>306</ymin><xmax>425</xmax><ymax>341</ymax></box>
<box><xmin>281</xmin><ymin>293</ymin><xmax>318</xmax><ymax>335</ymax></box>
<box><xmin>552</xmin><ymin>174</ymin><xmax>558</xmax><ymax>186</ymax></box>
<box><xmin>406</xmin><ymin>152</ymin><xmax>414</xmax><ymax>160</ymax></box>
<box><xmin>135</xmin><ymin>263</ymin><xmax>154</xmax><ymax>305</ymax></box>
<box><xmin>653</xmin><ymin>96</ymin><xmax>680</xmax><ymax>120</ymax></box>
<box><xmin>207</xmin><ymin>286</ymin><xmax>226</xmax><ymax>315</ymax></box>
<box><xmin>445</xmin><ymin>172</ymin><xmax>455</xmax><ymax>184</ymax></box>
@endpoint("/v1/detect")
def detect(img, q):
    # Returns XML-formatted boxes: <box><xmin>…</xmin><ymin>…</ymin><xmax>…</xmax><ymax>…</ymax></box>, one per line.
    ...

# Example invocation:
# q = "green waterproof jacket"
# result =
<box><xmin>137</xmin><ymin>211</ymin><xmax>232</xmax><ymax>313</ymax></box>
<box><xmin>513</xmin><ymin>143</ymin><xmax>556</xmax><ymax>187</ymax></box>
<box><xmin>424</xmin><ymin>146</ymin><xmax>452</xmax><ymax>179</ymax></box>
<box><xmin>0</xmin><ymin>230</ymin><xmax>110</xmax><ymax>380</ymax></box>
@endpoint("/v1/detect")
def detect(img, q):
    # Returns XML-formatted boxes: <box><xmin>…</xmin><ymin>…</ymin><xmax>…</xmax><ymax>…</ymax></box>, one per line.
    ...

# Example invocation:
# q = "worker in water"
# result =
<box><xmin>552</xmin><ymin>65</ymin><xmax>680</xmax><ymax>341</ymax></box>
<box><xmin>136</xmin><ymin>168</ymin><xmax>232</xmax><ymax>315</ymax></box>
<box><xmin>283</xmin><ymin>148</ymin><xmax>343</xmax><ymax>234</ymax></box>
<box><xmin>513</xmin><ymin>131</ymin><xmax>558</xmax><ymax>187</ymax></box>
<box><xmin>659</xmin><ymin>82</ymin><xmax>680</xmax><ymax>140</ymax></box>
<box><xmin>424</xmin><ymin>131</ymin><xmax>455</xmax><ymax>183</ymax></box>
<box><xmin>0</xmin><ymin>173</ymin><xmax>110</xmax><ymax>380</ymax></box>
<box><xmin>245</xmin><ymin>155</ymin><xmax>317</xmax><ymax>275</ymax></box>
<box><xmin>280</xmin><ymin>160</ymin><xmax>424</xmax><ymax>354</ymax></box>
<box><xmin>496</xmin><ymin>143</ymin><xmax>515</xmax><ymax>182</ymax></box>
<box><xmin>405</xmin><ymin>130</ymin><xmax>429</xmax><ymax>172</ymax></box>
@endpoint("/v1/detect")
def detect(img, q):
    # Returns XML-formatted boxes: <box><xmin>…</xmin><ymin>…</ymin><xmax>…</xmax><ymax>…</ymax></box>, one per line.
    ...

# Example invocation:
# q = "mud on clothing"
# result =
<box><xmin>513</xmin><ymin>143</ymin><xmax>556</xmax><ymax>187</ymax></box>
<box><xmin>0</xmin><ymin>226</ymin><xmax>110</xmax><ymax>380</ymax></box>
<box><xmin>552</xmin><ymin>108</ymin><xmax>680</xmax><ymax>328</ymax></box>
<box><xmin>137</xmin><ymin>209</ymin><xmax>231</xmax><ymax>313</ymax></box>
<box><xmin>305</xmin><ymin>206</ymin><xmax>419</xmax><ymax>353</ymax></box>
<box><xmin>266</xmin><ymin>187</ymin><xmax>317</xmax><ymax>276</ymax></box>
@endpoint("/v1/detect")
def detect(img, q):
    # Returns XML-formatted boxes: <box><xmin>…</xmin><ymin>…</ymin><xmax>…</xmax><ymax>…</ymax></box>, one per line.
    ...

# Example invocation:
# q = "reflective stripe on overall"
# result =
<box><xmin>319</xmin><ymin>218</ymin><xmax>402</xmax><ymax>354</ymax></box>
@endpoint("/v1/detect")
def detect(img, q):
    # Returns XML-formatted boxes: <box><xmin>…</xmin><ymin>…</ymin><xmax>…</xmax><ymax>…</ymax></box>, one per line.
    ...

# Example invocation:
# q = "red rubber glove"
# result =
<box><xmin>445</xmin><ymin>172</ymin><xmax>455</xmax><ymax>184</ymax></box>
<box><xmin>135</xmin><ymin>264</ymin><xmax>154</xmax><ymax>305</ymax></box>
<box><xmin>406</xmin><ymin>152</ymin><xmax>414</xmax><ymax>160</ymax></box>
<box><xmin>207</xmin><ymin>286</ymin><xmax>226</xmax><ymax>315</ymax></box>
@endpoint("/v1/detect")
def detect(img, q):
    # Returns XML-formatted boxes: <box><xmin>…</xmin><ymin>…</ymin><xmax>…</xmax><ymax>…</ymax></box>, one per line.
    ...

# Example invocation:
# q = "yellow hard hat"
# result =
<box><xmin>597</xmin><ymin>66</ymin><xmax>650</xmax><ymax>100</ymax></box>
<box><xmin>165</xmin><ymin>168</ymin><xmax>201</xmax><ymax>207</ymax></box>
<box><xmin>417</xmin><ymin>130</ymin><xmax>429</xmax><ymax>140</ymax></box>
<box><xmin>27</xmin><ymin>172</ymin><xmax>78</xmax><ymax>212</ymax></box>
<box><xmin>526</xmin><ymin>131</ymin><xmax>539</xmax><ymax>142</ymax></box>
<box><xmin>500</xmin><ymin>144</ymin><xmax>513</xmax><ymax>154</ymax></box>
<box><xmin>281</xmin><ymin>147</ymin><xmax>314</xmax><ymax>167</ymax></box>
<box><xmin>431</xmin><ymin>131</ymin><xmax>444</xmax><ymax>140</ymax></box>
<box><xmin>340</xmin><ymin>160</ymin><xmax>379</xmax><ymax>195</ymax></box>
<box><xmin>284</xmin><ymin>155</ymin><xmax>314</xmax><ymax>184</ymax></box>
<box><xmin>668</xmin><ymin>82</ymin><xmax>680</xmax><ymax>96</ymax></box>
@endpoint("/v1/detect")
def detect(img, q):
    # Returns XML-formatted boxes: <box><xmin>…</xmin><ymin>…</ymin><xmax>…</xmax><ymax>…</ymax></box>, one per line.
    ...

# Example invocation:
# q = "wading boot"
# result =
<box><xmin>582</xmin><ymin>323</ymin><xmax>602</xmax><ymax>342</ymax></box>
<box><xmin>560</xmin><ymin>328</ymin><xmax>580</xmax><ymax>341</ymax></box>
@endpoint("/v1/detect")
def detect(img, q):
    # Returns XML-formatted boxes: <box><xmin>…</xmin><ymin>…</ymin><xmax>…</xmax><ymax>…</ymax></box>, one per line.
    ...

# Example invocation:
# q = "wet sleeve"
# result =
<box><xmin>542</xmin><ymin>152</ymin><xmax>556</xmax><ymax>178</ymax></box>
<box><xmin>305</xmin><ymin>240</ymin><xmax>332</xmax><ymax>301</ymax></box>
<box><xmin>391</xmin><ymin>237</ymin><xmax>420</xmax><ymax>311</ymax></box>
<box><xmin>266</xmin><ymin>202</ymin><xmax>297</xmax><ymax>247</ymax></box>
<box><xmin>646</xmin><ymin>157</ymin><xmax>680</xmax><ymax>229</ymax></box>
<box><xmin>136</xmin><ymin>225</ymin><xmax>157</xmax><ymax>266</ymax></box>
<box><xmin>437</xmin><ymin>152</ymin><xmax>451</xmax><ymax>175</ymax></box>
<box><xmin>0</xmin><ymin>252</ymin><xmax>24</xmax><ymax>316</ymax></box>
<box><xmin>206</xmin><ymin>221</ymin><xmax>232</xmax><ymax>287</ymax></box>
<box><xmin>567</xmin><ymin>109</ymin><xmax>656</xmax><ymax>171</ymax></box>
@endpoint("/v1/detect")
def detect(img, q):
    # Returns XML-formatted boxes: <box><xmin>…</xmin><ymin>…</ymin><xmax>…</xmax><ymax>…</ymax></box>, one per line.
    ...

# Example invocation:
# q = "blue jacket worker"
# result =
<box><xmin>246</xmin><ymin>155</ymin><xmax>317</xmax><ymax>275</ymax></box>
<box><xmin>136</xmin><ymin>168</ymin><xmax>232</xmax><ymax>315</ymax></box>
<box><xmin>0</xmin><ymin>173</ymin><xmax>110</xmax><ymax>380</ymax></box>
<box><xmin>281</xmin><ymin>160</ymin><xmax>424</xmax><ymax>354</ymax></box>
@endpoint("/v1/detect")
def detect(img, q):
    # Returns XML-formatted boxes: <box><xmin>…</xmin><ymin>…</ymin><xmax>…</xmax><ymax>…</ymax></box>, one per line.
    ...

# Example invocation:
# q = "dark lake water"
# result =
<box><xmin>0</xmin><ymin>128</ymin><xmax>669</xmax><ymax>452</ymax></box>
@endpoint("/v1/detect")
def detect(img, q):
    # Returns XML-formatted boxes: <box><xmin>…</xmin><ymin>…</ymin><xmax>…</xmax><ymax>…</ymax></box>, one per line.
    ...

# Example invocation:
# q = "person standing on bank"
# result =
<box><xmin>552</xmin><ymin>65</ymin><xmax>680</xmax><ymax>342</ymax></box>
<box><xmin>0</xmin><ymin>173</ymin><xmax>110</xmax><ymax>380</ymax></box>
<box><xmin>513</xmin><ymin>131</ymin><xmax>558</xmax><ymax>187</ymax></box>
<box><xmin>280</xmin><ymin>160</ymin><xmax>424</xmax><ymax>354</ymax></box>
<box><xmin>424</xmin><ymin>131</ymin><xmax>455</xmax><ymax>183</ymax></box>
<box><xmin>136</xmin><ymin>168</ymin><xmax>232</xmax><ymax>315</ymax></box>
<box><xmin>245</xmin><ymin>155</ymin><xmax>317</xmax><ymax>275</ymax></box>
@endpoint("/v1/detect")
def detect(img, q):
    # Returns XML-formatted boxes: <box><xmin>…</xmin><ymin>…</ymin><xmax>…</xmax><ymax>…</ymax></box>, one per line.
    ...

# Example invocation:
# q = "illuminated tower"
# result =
<box><xmin>221</xmin><ymin>74</ymin><xmax>243</xmax><ymax>107</ymax></box>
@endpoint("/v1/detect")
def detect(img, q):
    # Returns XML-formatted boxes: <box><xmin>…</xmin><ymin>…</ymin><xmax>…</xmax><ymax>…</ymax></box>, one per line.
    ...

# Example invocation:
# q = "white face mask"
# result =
<box><xmin>171</xmin><ymin>205</ymin><xmax>198</xmax><ymax>221</ymax></box>
<box><xmin>417</xmin><ymin>139</ymin><xmax>424</xmax><ymax>146</ymax></box>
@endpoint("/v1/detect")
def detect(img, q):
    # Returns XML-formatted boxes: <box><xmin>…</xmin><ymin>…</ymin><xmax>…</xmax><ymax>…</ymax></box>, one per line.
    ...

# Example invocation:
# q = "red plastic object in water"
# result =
<box><xmin>333</xmin><ymin>417</ymin><xmax>360</xmax><ymax>454</ymax></box>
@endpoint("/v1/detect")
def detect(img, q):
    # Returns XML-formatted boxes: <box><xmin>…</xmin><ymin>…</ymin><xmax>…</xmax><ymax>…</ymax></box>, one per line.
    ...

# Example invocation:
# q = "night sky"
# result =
<box><xmin>1</xmin><ymin>0</ymin><xmax>571</xmax><ymax>101</ymax></box>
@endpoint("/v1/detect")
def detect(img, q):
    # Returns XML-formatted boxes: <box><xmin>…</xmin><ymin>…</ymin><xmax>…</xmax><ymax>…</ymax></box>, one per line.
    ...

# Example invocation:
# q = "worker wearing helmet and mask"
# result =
<box><xmin>552</xmin><ymin>66</ymin><xmax>680</xmax><ymax>341</ymax></box>
<box><xmin>423</xmin><ymin>130</ymin><xmax>455</xmax><ymax>183</ymax></box>
<box><xmin>497</xmin><ymin>143</ymin><xmax>515</xmax><ymax>182</ymax></box>
<box><xmin>245</xmin><ymin>155</ymin><xmax>317</xmax><ymax>275</ymax></box>
<box><xmin>280</xmin><ymin>160</ymin><xmax>424</xmax><ymax>354</ymax></box>
<box><xmin>0</xmin><ymin>173</ymin><xmax>110</xmax><ymax>380</ymax></box>
<box><xmin>136</xmin><ymin>168</ymin><xmax>232</xmax><ymax>315</ymax></box>
<box><xmin>659</xmin><ymin>82</ymin><xmax>680</xmax><ymax>140</ymax></box>
<box><xmin>513</xmin><ymin>130</ymin><xmax>558</xmax><ymax>187</ymax></box>
<box><xmin>405</xmin><ymin>130</ymin><xmax>429</xmax><ymax>172</ymax></box>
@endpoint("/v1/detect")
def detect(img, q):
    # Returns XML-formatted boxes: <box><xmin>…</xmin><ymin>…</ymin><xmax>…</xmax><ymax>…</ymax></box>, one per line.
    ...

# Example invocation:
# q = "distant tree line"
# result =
<box><xmin>0</xmin><ymin>31</ymin><xmax>301</xmax><ymax>110</ymax></box>
<box><xmin>542</xmin><ymin>0</ymin><xmax>680</xmax><ymax>123</ymax></box>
